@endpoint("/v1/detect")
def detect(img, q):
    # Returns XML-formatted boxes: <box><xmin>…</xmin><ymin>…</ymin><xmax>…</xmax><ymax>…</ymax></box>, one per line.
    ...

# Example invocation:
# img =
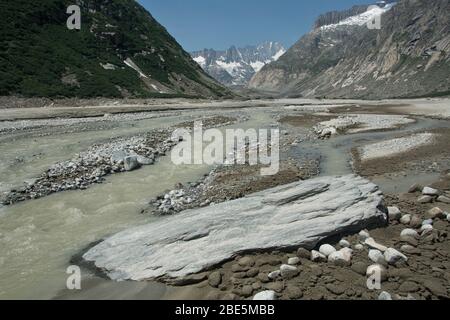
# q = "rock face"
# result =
<box><xmin>83</xmin><ymin>174</ymin><xmax>387</xmax><ymax>281</ymax></box>
<box><xmin>249</xmin><ymin>0</ymin><xmax>450</xmax><ymax>99</ymax></box>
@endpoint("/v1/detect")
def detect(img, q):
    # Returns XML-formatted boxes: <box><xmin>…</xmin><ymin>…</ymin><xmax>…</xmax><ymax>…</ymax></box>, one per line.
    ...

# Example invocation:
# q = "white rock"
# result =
<box><xmin>437</xmin><ymin>195</ymin><xmax>450</xmax><ymax>204</ymax></box>
<box><xmin>253</xmin><ymin>290</ymin><xmax>276</xmax><ymax>300</ymax></box>
<box><xmin>339</xmin><ymin>239</ymin><xmax>351</xmax><ymax>248</ymax></box>
<box><xmin>422</xmin><ymin>219</ymin><xmax>433</xmax><ymax>226</ymax></box>
<box><xmin>359</xmin><ymin>230</ymin><xmax>371</xmax><ymax>241</ymax></box>
<box><xmin>368</xmin><ymin>249</ymin><xmax>386</xmax><ymax>264</ymax></box>
<box><xmin>364</xmin><ymin>237</ymin><xmax>388</xmax><ymax>252</ymax></box>
<box><xmin>428</xmin><ymin>207</ymin><xmax>445</xmax><ymax>219</ymax></box>
<box><xmin>319</xmin><ymin>244</ymin><xmax>336</xmax><ymax>257</ymax></box>
<box><xmin>288</xmin><ymin>257</ymin><xmax>300</xmax><ymax>265</ymax></box>
<box><xmin>328</xmin><ymin>248</ymin><xmax>352</xmax><ymax>266</ymax></box>
<box><xmin>136</xmin><ymin>155</ymin><xmax>154</xmax><ymax>165</ymax></box>
<box><xmin>384</xmin><ymin>248</ymin><xmax>408</xmax><ymax>265</ymax></box>
<box><xmin>83</xmin><ymin>175</ymin><xmax>386</xmax><ymax>280</ymax></box>
<box><xmin>400</xmin><ymin>228</ymin><xmax>419</xmax><ymax>239</ymax></box>
<box><xmin>417</xmin><ymin>195</ymin><xmax>433</xmax><ymax>203</ymax></box>
<box><xmin>420</xmin><ymin>224</ymin><xmax>433</xmax><ymax>232</ymax></box>
<box><xmin>400</xmin><ymin>214</ymin><xmax>411</xmax><ymax>225</ymax></box>
<box><xmin>268</xmin><ymin>270</ymin><xmax>280</xmax><ymax>280</ymax></box>
<box><xmin>388</xmin><ymin>206</ymin><xmax>402</xmax><ymax>220</ymax></box>
<box><xmin>280</xmin><ymin>264</ymin><xmax>298</xmax><ymax>279</ymax></box>
<box><xmin>378</xmin><ymin>291</ymin><xmax>392</xmax><ymax>300</ymax></box>
<box><xmin>311</xmin><ymin>250</ymin><xmax>327</xmax><ymax>262</ymax></box>
<box><xmin>422</xmin><ymin>187</ymin><xmax>439</xmax><ymax>196</ymax></box>
<box><xmin>354</xmin><ymin>244</ymin><xmax>364</xmax><ymax>251</ymax></box>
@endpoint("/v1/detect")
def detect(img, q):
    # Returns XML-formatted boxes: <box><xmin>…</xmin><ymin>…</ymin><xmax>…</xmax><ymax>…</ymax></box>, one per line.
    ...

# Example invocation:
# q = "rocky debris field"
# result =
<box><xmin>357</xmin><ymin>133</ymin><xmax>437</xmax><ymax>162</ymax></box>
<box><xmin>313</xmin><ymin>114</ymin><xmax>415</xmax><ymax>138</ymax></box>
<box><xmin>1</xmin><ymin>115</ymin><xmax>239</xmax><ymax>205</ymax></box>
<box><xmin>352</xmin><ymin>128</ymin><xmax>450</xmax><ymax>177</ymax></box>
<box><xmin>82</xmin><ymin>175</ymin><xmax>387</xmax><ymax>281</ymax></box>
<box><xmin>172</xmin><ymin>178</ymin><xmax>450</xmax><ymax>301</ymax></box>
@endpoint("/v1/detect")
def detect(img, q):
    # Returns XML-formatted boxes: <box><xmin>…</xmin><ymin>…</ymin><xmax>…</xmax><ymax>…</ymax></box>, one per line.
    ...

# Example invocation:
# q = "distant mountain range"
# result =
<box><xmin>191</xmin><ymin>42</ymin><xmax>286</xmax><ymax>87</ymax></box>
<box><xmin>250</xmin><ymin>0</ymin><xmax>450</xmax><ymax>99</ymax></box>
<box><xmin>0</xmin><ymin>0</ymin><xmax>231</xmax><ymax>99</ymax></box>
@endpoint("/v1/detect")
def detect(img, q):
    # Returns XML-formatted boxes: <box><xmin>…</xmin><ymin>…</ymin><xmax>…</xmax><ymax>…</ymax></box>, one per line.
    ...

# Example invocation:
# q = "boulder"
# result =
<box><xmin>311</xmin><ymin>250</ymin><xmax>327</xmax><ymax>262</ymax></box>
<box><xmin>253</xmin><ymin>290</ymin><xmax>276</xmax><ymax>300</ymax></box>
<box><xmin>123</xmin><ymin>156</ymin><xmax>140</xmax><ymax>171</ymax></box>
<box><xmin>422</xmin><ymin>187</ymin><xmax>439</xmax><ymax>196</ymax></box>
<box><xmin>83</xmin><ymin>175</ymin><xmax>387</xmax><ymax>280</ymax></box>
<box><xmin>400</xmin><ymin>228</ymin><xmax>419</xmax><ymax>239</ymax></box>
<box><xmin>364</xmin><ymin>237</ymin><xmax>388</xmax><ymax>252</ymax></box>
<box><xmin>400</xmin><ymin>214</ymin><xmax>411</xmax><ymax>225</ymax></box>
<box><xmin>328</xmin><ymin>248</ymin><xmax>352</xmax><ymax>266</ymax></box>
<box><xmin>427</xmin><ymin>207</ymin><xmax>445</xmax><ymax>219</ymax></box>
<box><xmin>384</xmin><ymin>248</ymin><xmax>408</xmax><ymax>265</ymax></box>
<box><xmin>339</xmin><ymin>239</ymin><xmax>351</xmax><ymax>248</ymax></box>
<box><xmin>378</xmin><ymin>291</ymin><xmax>392</xmax><ymax>300</ymax></box>
<box><xmin>358</xmin><ymin>230</ymin><xmax>370</xmax><ymax>241</ymax></box>
<box><xmin>288</xmin><ymin>257</ymin><xmax>300</xmax><ymax>265</ymax></box>
<box><xmin>319</xmin><ymin>244</ymin><xmax>336</xmax><ymax>257</ymax></box>
<box><xmin>437</xmin><ymin>195</ymin><xmax>450</xmax><ymax>204</ymax></box>
<box><xmin>368</xmin><ymin>249</ymin><xmax>386</xmax><ymax>265</ymax></box>
<box><xmin>280</xmin><ymin>264</ymin><xmax>299</xmax><ymax>279</ymax></box>
<box><xmin>417</xmin><ymin>195</ymin><xmax>433</xmax><ymax>203</ymax></box>
<box><xmin>388</xmin><ymin>206</ymin><xmax>401</xmax><ymax>221</ymax></box>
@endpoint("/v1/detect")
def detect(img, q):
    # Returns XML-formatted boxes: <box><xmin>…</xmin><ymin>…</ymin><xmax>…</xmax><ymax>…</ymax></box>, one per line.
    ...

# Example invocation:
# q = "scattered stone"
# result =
<box><xmin>297</xmin><ymin>248</ymin><xmax>311</xmax><ymax>259</ymax></box>
<box><xmin>408</xmin><ymin>184</ymin><xmax>422</xmax><ymax>193</ymax></box>
<box><xmin>319</xmin><ymin>244</ymin><xmax>336</xmax><ymax>257</ymax></box>
<box><xmin>123</xmin><ymin>156</ymin><xmax>140</xmax><ymax>171</ymax></box>
<box><xmin>288</xmin><ymin>257</ymin><xmax>300</xmax><ymax>265</ymax></box>
<box><xmin>400</xmin><ymin>214</ymin><xmax>411</xmax><ymax>225</ymax></box>
<box><xmin>280</xmin><ymin>264</ymin><xmax>299</xmax><ymax>279</ymax></box>
<box><xmin>339</xmin><ymin>239</ymin><xmax>351</xmax><ymax>248</ymax></box>
<box><xmin>364</xmin><ymin>237</ymin><xmax>388</xmax><ymax>252</ymax></box>
<box><xmin>400</xmin><ymin>245</ymin><xmax>421</xmax><ymax>255</ymax></box>
<box><xmin>420</xmin><ymin>224</ymin><xmax>434</xmax><ymax>233</ymax></box>
<box><xmin>417</xmin><ymin>195</ymin><xmax>433</xmax><ymax>204</ymax></box>
<box><xmin>351</xmin><ymin>262</ymin><xmax>368</xmax><ymax>276</ymax></box>
<box><xmin>378</xmin><ymin>291</ymin><xmax>392</xmax><ymax>300</ymax></box>
<box><xmin>354</xmin><ymin>244</ymin><xmax>364</xmax><ymax>251</ymax></box>
<box><xmin>388</xmin><ymin>206</ymin><xmax>402</xmax><ymax>221</ymax></box>
<box><xmin>208</xmin><ymin>271</ymin><xmax>222</xmax><ymax>288</ymax></box>
<box><xmin>326</xmin><ymin>283</ymin><xmax>345</xmax><ymax>295</ymax></box>
<box><xmin>410</xmin><ymin>215</ymin><xmax>423</xmax><ymax>228</ymax></box>
<box><xmin>359</xmin><ymin>230</ymin><xmax>370</xmax><ymax>241</ymax></box>
<box><xmin>268</xmin><ymin>270</ymin><xmax>280</xmax><ymax>280</ymax></box>
<box><xmin>368</xmin><ymin>249</ymin><xmax>386</xmax><ymax>265</ymax></box>
<box><xmin>437</xmin><ymin>195</ymin><xmax>450</xmax><ymax>204</ymax></box>
<box><xmin>384</xmin><ymin>248</ymin><xmax>408</xmax><ymax>265</ymax></box>
<box><xmin>286</xmin><ymin>286</ymin><xmax>303</xmax><ymax>299</ymax></box>
<box><xmin>257</xmin><ymin>273</ymin><xmax>270</xmax><ymax>283</ymax></box>
<box><xmin>422</xmin><ymin>219</ymin><xmax>433</xmax><ymax>226</ymax></box>
<box><xmin>253</xmin><ymin>290</ymin><xmax>276</xmax><ymax>300</ymax></box>
<box><xmin>238</xmin><ymin>257</ymin><xmax>255</xmax><ymax>267</ymax></box>
<box><xmin>241</xmin><ymin>285</ymin><xmax>254</xmax><ymax>297</ymax></box>
<box><xmin>400</xmin><ymin>228</ymin><xmax>419</xmax><ymax>239</ymax></box>
<box><xmin>246</xmin><ymin>268</ymin><xmax>259</xmax><ymax>278</ymax></box>
<box><xmin>422</xmin><ymin>187</ymin><xmax>439</xmax><ymax>196</ymax></box>
<box><xmin>427</xmin><ymin>207</ymin><xmax>445</xmax><ymax>219</ymax></box>
<box><xmin>328</xmin><ymin>248</ymin><xmax>352</xmax><ymax>266</ymax></box>
<box><xmin>311</xmin><ymin>250</ymin><xmax>327</xmax><ymax>262</ymax></box>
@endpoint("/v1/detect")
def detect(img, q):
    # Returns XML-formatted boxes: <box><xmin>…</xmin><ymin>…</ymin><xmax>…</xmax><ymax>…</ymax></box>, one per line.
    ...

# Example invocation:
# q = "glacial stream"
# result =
<box><xmin>0</xmin><ymin>107</ymin><xmax>448</xmax><ymax>299</ymax></box>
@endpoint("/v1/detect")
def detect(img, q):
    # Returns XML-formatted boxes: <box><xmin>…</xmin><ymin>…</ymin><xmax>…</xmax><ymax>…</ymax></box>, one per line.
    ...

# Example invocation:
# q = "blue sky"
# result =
<box><xmin>139</xmin><ymin>0</ymin><xmax>373</xmax><ymax>52</ymax></box>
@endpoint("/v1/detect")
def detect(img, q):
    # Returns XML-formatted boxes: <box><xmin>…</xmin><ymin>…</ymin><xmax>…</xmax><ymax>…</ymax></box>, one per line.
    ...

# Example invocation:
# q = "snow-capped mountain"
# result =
<box><xmin>250</xmin><ymin>0</ymin><xmax>450</xmax><ymax>99</ymax></box>
<box><xmin>191</xmin><ymin>42</ymin><xmax>286</xmax><ymax>87</ymax></box>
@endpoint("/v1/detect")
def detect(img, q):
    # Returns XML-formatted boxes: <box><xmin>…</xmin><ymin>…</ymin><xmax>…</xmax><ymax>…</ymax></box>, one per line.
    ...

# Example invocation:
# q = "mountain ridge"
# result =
<box><xmin>191</xmin><ymin>42</ymin><xmax>286</xmax><ymax>87</ymax></box>
<box><xmin>0</xmin><ymin>0</ymin><xmax>232</xmax><ymax>99</ymax></box>
<box><xmin>249</xmin><ymin>0</ymin><xmax>450</xmax><ymax>99</ymax></box>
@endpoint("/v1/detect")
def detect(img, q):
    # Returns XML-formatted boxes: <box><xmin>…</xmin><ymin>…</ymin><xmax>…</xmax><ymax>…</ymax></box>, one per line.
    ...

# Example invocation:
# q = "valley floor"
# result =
<box><xmin>0</xmin><ymin>97</ymin><xmax>449</xmax><ymax>300</ymax></box>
